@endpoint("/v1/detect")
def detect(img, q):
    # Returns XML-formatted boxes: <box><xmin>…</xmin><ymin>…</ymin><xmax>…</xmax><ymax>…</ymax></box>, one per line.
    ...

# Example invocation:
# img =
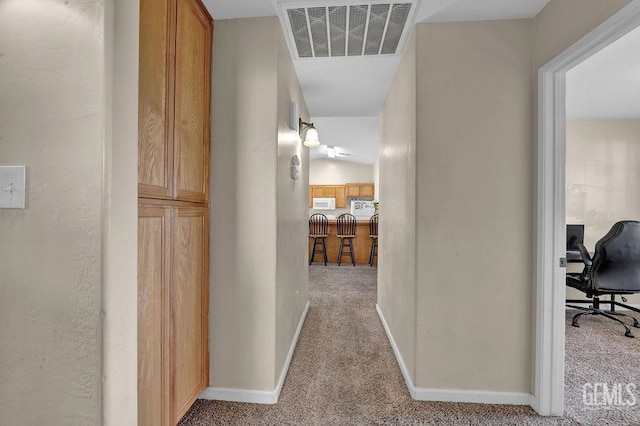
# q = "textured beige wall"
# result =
<box><xmin>210</xmin><ymin>18</ymin><xmax>279</xmax><ymax>390</ymax></box>
<box><xmin>414</xmin><ymin>20</ymin><xmax>533</xmax><ymax>392</ymax></box>
<box><xmin>0</xmin><ymin>0</ymin><xmax>105</xmax><ymax>423</ymax></box>
<box><xmin>103</xmin><ymin>0</ymin><xmax>139</xmax><ymax>424</ymax></box>
<box><xmin>309</xmin><ymin>158</ymin><xmax>374</xmax><ymax>185</ymax></box>
<box><xmin>376</xmin><ymin>0</ymin><xmax>634</xmax><ymax>400</ymax></box>
<box><xmin>566</xmin><ymin>119</ymin><xmax>640</xmax><ymax>303</ymax></box>
<box><xmin>275</xmin><ymin>22</ymin><xmax>310</xmax><ymax>381</ymax></box>
<box><xmin>378</xmin><ymin>30</ymin><xmax>417</xmax><ymax>382</ymax></box>
<box><xmin>210</xmin><ymin>17</ymin><xmax>309</xmax><ymax>392</ymax></box>
<box><xmin>534</xmin><ymin>0</ymin><xmax>631</xmax><ymax>68</ymax></box>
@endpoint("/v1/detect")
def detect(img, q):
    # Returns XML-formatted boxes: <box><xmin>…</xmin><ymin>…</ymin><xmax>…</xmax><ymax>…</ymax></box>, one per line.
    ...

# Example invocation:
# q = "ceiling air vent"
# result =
<box><xmin>281</xmin><ymin>2</ymin><xmax>417</xmax><ymax>59</ymax></box>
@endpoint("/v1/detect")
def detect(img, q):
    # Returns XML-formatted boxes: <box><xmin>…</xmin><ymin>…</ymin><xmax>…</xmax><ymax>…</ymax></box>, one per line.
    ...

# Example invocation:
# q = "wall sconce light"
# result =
<box><xmin>299</xmin><ymin>118</ymin><xmax>320</xmax><ymax>148</ymax></box>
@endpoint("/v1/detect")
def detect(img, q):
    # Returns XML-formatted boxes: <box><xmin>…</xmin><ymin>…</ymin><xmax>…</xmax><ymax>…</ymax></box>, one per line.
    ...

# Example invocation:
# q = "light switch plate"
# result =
<box><xmin>0</xmin><ymin>166</ymin><xmax>26</xmax><ymax>209</ymax></box>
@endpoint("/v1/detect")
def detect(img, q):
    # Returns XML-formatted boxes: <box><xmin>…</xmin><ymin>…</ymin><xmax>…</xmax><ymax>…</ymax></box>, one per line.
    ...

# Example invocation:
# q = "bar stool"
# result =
<box><xmin>309</xmin><ymin>213</ymin><xmax>329</xmax><ymax>265</ymax></box>
<box><xmin>336</xmin><ymin>213</ymin><xmax>357</xmax><ymax>266</ymax></box>
<box><xmin>368</xmin><ymin>213</ymin><xmax>378</xmax><ymax>266</ymax></box>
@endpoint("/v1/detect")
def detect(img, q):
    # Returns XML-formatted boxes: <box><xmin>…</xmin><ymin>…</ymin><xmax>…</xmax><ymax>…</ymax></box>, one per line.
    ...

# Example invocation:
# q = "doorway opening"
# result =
<box><xmin>535</xmin><ymin>1</ymin><xmax>640</xmax><ymax>416</ymax></box>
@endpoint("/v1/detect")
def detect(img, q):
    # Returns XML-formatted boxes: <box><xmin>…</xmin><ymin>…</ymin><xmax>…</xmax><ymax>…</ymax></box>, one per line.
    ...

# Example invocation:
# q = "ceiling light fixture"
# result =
<box><xmin>327</xmin><ymin>145</ymin><xmax>336</xmax><ymax>158</ymax></box>
<box><xmin>299</xmin><ymin>118</ymin><xmax>320</xmax><ymax>148</ymax></box>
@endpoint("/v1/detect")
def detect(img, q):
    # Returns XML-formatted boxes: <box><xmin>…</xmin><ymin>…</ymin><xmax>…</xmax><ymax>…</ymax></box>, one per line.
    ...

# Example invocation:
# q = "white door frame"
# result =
<box><xmin>534</xmin><ymin>1</ymin><xmax>640</xmax><ymax>416</ymax></box>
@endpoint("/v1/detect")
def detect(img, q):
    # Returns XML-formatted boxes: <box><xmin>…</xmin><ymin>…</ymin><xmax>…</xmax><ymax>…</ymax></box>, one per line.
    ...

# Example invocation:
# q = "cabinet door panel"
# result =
<box><xmin>138</xmin><ymin>206</ymin><xmax>171</xmax><ymax>426</ymax></box>
<box><xmin>174</xmin><ymin>0</ymin><xmax>212</xmax><ymax>203</ymax></box>
<box><xmin>360</xmin><ymin>184</ymin><xmax>374</xmax><ymax>197</ymax></box>
<box><xmin>312</xmin><ymin>186</ymin><xmax>324</xmax><ymax>198</ymax></box>
<box><xmin>323</xmin><ymin>186</ymin><xmax>336</xmax><ymax>198</ymax></box>
<box><xmin>335</xmin><ymin>186</ymin><xmax>346</xmax><ymax>208</ymax></box>
<box><xmin>346</xmin><ymin>184</ymin><xmax>360</xmax><ymax>197</ymax></box>
<box><xmin>139</xmin><ymin>0</ymin><xmax>174</xmax><ymax>199</ymax></box>
<box><xmin>172</xmin><ymin>206</ymin><xmax>209</xmax><ymax>422</ymax></box>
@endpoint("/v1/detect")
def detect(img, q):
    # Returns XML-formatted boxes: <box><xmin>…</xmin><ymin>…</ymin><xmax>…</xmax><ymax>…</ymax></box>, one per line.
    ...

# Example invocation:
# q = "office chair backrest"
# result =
<box><xmin>591</xmin><ymin>221</ymin><xmax>640</xmax><ymax>293</ymax></box>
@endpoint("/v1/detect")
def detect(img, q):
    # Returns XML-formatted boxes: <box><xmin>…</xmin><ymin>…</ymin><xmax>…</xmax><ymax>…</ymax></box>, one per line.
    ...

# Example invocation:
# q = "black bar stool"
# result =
<box><xmin>368</xmin><ymin>213</ymin><xmax>378</xmax><ymax>266</ymax></box>
<box><xmin>309</xmin><ymin>214</ymin><xmax>329</xmax><ymax>265</ymax></box>
<box><xmin>337</xmin><ymin>213</ymin><xmax>356</xmax><ymax>266</ymax></box>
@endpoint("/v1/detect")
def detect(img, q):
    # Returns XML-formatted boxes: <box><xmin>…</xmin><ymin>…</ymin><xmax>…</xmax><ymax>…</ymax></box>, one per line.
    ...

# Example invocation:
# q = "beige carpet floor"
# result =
<box><xmin>179</xmin><ymin>265</ymin><xmax>640</xmax><ymax>425</ymax></box>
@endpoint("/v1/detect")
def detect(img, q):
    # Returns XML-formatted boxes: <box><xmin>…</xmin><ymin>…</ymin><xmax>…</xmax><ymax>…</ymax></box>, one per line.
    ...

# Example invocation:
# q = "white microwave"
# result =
<box><xmin>312</xmin><ymin>197</ymin><xmax>335</xmax><ymax>210</ymax></box>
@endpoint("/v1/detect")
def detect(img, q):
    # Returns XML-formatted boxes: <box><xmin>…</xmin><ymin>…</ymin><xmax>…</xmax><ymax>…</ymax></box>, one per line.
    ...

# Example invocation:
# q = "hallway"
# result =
<box><xmin>179</xmin><ymin>265</ymin><xmax>569</xmax><ymax>425</ymax></box>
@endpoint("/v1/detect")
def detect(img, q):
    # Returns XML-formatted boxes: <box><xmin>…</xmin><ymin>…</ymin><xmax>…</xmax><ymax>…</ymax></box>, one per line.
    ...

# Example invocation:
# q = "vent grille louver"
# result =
<box><xmin>285</xmin><ymin>2</ymin><xmax>415</xmax><ymax>59</ymax></box>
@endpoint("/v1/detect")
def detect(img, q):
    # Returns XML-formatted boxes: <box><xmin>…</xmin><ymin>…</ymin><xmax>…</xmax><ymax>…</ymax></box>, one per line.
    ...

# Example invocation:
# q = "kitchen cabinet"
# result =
<box><xmin>138</xmin><ymin>206</ymin><xmax>171</xmax><ymax>426</ymax></box>
<box><xmin>309</xmin><ymin>185</ymin><xmax>345</xmax><ymax>208</ymax></box>
<box><xmin>345</xmin><ymin>183</ymin><xmax>375</xmax><ymax>198</ymax></box>
<box><xmin>138</xmin><ymin>0</ymin><xmax>211</xmax><ymax>204</ymax></box>
<box><xmin>335</xmin><ymin>186</ymin><xmax>346</xmax><ymax>208</ymax></box>
<box><xmin>138</xmin><ymin>0</ymin><xmax>212</xmax><ymax>424</ymax></box>
<box><xmin>323</xmin><ymin>186</ymin><xmax>336</xmax><ymax>198</ymax></box>
<box><xmin>360</xmin><ymin>183</ymin><xmax>374</xmax><ymax>197</ymax></box>
<box><xmin>311</xmin><ymin>186</ymin><xmax>325</xmax><ymax>199</ymax></box>
<box><xmin>172</xmin><ymin>206</ymin><xmax>209</xmax><ymax>421</ymax></box>
<box><xmin>309</xmin><ymin>184</ymin><xmax>369</xmax><ymax>209</ymax></box>
<box><xmin>138</xmin><ymin>205</ymin><xmax>209</xmax><ymax>425</ymax></box>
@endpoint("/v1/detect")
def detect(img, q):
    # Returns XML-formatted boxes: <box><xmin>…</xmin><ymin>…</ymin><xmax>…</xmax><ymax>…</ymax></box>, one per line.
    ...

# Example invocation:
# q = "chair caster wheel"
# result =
<box><xmin>625</xmin><ymin>329</ymin><xmax>635</xmax><ymax>338</ymax></box>
<box><xmin>571</xmin><ymin>322</ymin><xmax>580</xmax><ymax>328</ymax></box>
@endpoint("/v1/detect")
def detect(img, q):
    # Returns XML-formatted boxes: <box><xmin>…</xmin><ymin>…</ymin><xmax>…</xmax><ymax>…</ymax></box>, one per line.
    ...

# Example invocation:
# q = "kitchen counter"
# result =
<box><xmin>309</xmin><ymin>220</ymin><xmax>376</xmax><ymax>265</ymax></box>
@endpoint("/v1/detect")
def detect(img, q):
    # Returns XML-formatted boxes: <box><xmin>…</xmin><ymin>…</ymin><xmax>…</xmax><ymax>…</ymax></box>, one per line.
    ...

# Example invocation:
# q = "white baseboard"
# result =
<box><xmin>376</xmin><ymin>304</ymin><xmax>533</xmax><ymax>407</ymax></box>
<box><xmin>199</xmin><ymin>301</ymin><xmax>310</xmax><ymax>404</ymax></box>
<box><xmin>199</xmin><ymin>386</ymin><xmax>277</xmax><ymax>404</ymax></box>
<box><xmin>413</xmin><ymin>388</ymin><xmax>533</xmax><ymax>405</ymax></box>
<box><xmin>274</xmin><ymin>301</ymin><xmax>310</xmax><ymax>400</ymax></box>
<box><xmin>375</xmin><ymin>304</ymin><xmax>416</xmax><ymax>398</ymax></box>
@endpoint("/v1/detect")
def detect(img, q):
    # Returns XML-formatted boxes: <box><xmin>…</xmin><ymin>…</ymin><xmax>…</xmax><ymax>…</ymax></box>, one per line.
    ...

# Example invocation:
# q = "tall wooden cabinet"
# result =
<box><xmin>138</xmin><ymin>0</ymin><xmax>212</xmax><ymax>424</ymax></box>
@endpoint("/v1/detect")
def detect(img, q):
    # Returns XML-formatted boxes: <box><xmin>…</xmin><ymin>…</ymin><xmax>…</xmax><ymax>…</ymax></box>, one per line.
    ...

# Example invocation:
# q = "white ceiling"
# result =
<box><xmin>566</xmin><ymin>25</ymin><xmax>640</xmax><ymax>120</ymax></box>
<box><xmin>202</xmin><ymin>0</ymin><xmax>552</xmax><ymax>164</ymax></box>
<box><xmin>308</xmin><ymin>116</ymin><xmax>380</xmax><ymax>164</ymax></box>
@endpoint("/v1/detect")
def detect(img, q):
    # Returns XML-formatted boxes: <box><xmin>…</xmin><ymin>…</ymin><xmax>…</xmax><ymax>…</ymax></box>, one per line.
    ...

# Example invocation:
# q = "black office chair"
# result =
<box><xmin>566</xmin><ymin>220</ymin><xmax>640</xmax><ymax>337</ymax></box>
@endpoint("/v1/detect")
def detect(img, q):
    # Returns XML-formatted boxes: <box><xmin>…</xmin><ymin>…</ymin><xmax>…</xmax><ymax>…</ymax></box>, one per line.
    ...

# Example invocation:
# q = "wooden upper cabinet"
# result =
<box><xmin>139</xmin><ymin>0</ymin><xmax>212</xmax><ymax>203</ymax></box>
<box><xmin>346</xmin><ymin>183</ymin><xmax>375</xmax><ymax>198</ymax></box>
<box><xmin>323</xmin><ymin>186</ymin><xmax>336</xmax><ymax>198</ymax></box>
<box><xmin>345</xmin><ymin>184</ymin><xmax>360</xmax><ymax>197</ymax></box>
<box><xmin>138</xmin><ymin>0</ymin><xmax>174</xmax><ymax>199</ymax></box>
<box><xmin>174</xmin><ymin>0</ymin><xmax>212</xmax><ymax>203</ymax></box>
<box><xmin>312</xmin><ymin>186</ymin><xmax>324</xmax><ymax>199</ymax></box>
<box><xmin>309</xmin><ymin>184</ymin><xmax>370</xmax><ymax>209</ymax></box>
<box><xmin>360</xmin><ymin>183</ymin><xmax>374</xmax><ymax>197</ymax></box>
<box><xmin>335</xmin><ymin>186</ymin><xmax>346</xmax><ymax>208</ymax></box>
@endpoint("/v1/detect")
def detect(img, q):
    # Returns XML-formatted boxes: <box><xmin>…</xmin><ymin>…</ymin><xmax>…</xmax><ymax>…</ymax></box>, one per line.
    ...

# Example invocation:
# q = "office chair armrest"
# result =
<box><xmin>577</xmin><ymin>243</ymin><xmax>592</xmax><ymax>267</ymax></box>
